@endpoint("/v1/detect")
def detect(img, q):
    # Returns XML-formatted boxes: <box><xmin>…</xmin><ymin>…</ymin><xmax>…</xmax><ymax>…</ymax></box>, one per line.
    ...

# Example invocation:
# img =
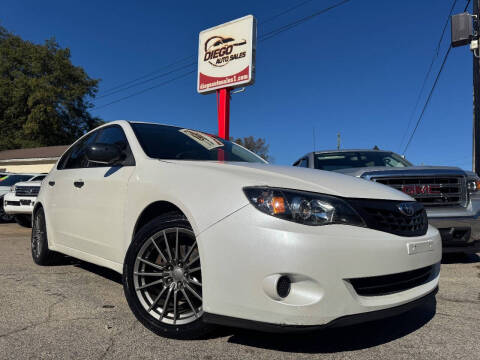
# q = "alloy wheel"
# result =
<box><xmin>133</xmin><ymin>227</ymin><xmax>202</xmax><ymax>325</ymax></box>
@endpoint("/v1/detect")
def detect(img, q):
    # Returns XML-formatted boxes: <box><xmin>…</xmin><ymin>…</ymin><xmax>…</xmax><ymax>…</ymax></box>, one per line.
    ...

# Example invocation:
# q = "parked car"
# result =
<box><xmin>3</xmin><ymin>174</ymin><xmax>46</xmax><ymax>227</ymax></box>
<box><xmin>0</xmin><ymin>173</ymin><xmax>43</xmax><ymax>222</ymax></box>
<box><xmin>293</xmin><ymin>149</ymin><xmax>480</xmax><ymax>254</ymax></box>
<box><xmin>33</xmin><ymin>121</ymin><xmax>441</xmax><ymax>339</ymax></box>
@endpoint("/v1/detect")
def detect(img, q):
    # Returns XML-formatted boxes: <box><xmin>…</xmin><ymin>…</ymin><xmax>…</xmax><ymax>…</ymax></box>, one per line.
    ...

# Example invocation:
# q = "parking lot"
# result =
<box><xmin>0</xmin><ymin>223</ymin><xmax>478</xmax><ymax>360</ymax></box>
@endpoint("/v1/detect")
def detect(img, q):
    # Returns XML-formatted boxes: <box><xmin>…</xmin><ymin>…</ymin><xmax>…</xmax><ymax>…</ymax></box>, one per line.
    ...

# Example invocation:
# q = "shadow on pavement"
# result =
<box><xmin>442</xmin><ymin>253</ymin><xmax>480</xmax><ymax>264</ymax></box>
<box><xmin>224</xmin><ymin>297</ymin><xmax>436</xmax><ymax>353</ymax></box>
<box><xmin>74</xmin><ymin>261</ymin><xmax>123</xmax><ymax>284</ymax></box>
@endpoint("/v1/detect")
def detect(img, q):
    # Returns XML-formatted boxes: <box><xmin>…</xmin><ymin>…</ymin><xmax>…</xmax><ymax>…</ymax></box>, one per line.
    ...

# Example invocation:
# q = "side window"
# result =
<box><xmin>62</xmin><ymin>132</ymin><xmax>98</xmax><ymax>170</ymax></box>
<box><xmin>94</xmin><ymin>125</ymin><xmax>135</xmax><ymax>166</ymax></box>
<box><xmin>298</xmin><ymin>158</ymin><xmax>309</xmax><ymax>168</ymax></box>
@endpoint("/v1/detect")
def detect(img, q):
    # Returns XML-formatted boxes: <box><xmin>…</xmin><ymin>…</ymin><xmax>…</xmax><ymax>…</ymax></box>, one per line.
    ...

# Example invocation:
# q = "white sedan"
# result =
<box><xmin>32</xmin><ymin>121</ymin><xmax>441</xmax><ymax>339</ymax></box>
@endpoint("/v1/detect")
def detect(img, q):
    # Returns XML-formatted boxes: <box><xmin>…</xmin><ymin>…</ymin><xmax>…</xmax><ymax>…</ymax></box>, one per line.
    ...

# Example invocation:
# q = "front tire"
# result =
<box><xmin>123</xmin><ymin>213</ymin><xmax>213</xmax><ymax>339</ymax></box>
<box><xmin>31</xmin><ymin>208</ymin><xmax>55</xmax><ymax>265</ymax></box>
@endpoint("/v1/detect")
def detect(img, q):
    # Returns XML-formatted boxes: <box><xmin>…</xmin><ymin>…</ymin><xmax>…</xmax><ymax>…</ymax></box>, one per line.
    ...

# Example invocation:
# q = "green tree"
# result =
<box><xmin>233</xmin><ymin>136</ymin><xmax>271</xmax><ymax>161</ymax></box>
<box><xmin>0</xmin><ymin>26</ymin><xmax>101</xmax><ymax>151</ymax></box>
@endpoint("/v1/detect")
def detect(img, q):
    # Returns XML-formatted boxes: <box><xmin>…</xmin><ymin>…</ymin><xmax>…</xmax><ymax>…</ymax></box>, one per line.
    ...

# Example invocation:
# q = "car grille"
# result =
<box><xmin>348</xmin><ymin>264</ymin><xmax>437</xmax><ymax>296</ymax></box>
<box><xmin>347</xmin><ymin>199</ymin><xmax>428</xmax><ymax>237</ymax></box>
<box><xmin>371</xmin><ymin>176</ymin><xmax>467</xmax><ymax>207</ymax></box>
<box><xmin>15</xmin><ymin>186</ymin><xmax>40</xmax><ymax>197</ymax></box>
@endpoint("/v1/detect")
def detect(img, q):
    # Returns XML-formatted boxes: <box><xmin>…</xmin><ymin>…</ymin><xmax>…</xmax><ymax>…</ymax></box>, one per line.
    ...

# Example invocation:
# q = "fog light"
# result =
<box><xmin>276</xmin><ymin>275</ymin><xmax>291</xmax><ymax>298</ymax></box>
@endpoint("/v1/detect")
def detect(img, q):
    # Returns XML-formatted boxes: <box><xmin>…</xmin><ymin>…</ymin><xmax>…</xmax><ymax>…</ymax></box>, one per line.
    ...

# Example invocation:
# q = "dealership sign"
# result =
<box><xmin>197</xmin><ymin>15</ymin><xmax>256</xmax><ymax>94</ymax></box>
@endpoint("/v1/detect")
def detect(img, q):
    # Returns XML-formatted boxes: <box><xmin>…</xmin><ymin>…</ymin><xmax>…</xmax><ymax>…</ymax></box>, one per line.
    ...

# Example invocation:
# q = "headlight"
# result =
<box><xmin>467</xmin><ymin>177</ymin><xmax>480</xmax><ymax>193</ymax></box>
<box><xmin>10</xmin><ymin>185</ymin><xmax>16</xmax><ymax>192</ymax></box>
<box><xmin>243</xmin><ymin>187</ymin><xmax>366</xmax><ymax>227</ymax></box>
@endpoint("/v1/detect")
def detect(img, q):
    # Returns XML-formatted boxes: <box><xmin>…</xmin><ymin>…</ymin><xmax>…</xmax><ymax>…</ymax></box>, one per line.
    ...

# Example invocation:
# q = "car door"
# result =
<box><xmin>67</xmin><ymin>125</ymin><xmax>136</xmax><ymax>263</ymax></box>
<box><xmin>47</xmin><ymin>131</ymin><xmax>99</xmax><ymax>250</ymax></box>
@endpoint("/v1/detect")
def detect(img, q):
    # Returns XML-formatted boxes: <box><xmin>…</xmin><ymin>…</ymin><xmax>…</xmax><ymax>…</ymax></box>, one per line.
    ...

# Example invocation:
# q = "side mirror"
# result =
<box><xmin>85</xmin><ymin>143</ymin><xmax>122</xmax><ymax>165</ymax></box>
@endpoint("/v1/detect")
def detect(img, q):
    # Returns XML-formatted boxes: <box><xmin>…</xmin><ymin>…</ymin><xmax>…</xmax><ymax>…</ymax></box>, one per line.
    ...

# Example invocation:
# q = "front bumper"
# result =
<box><xmin>427</xmin><ymin>204</ymin><xmax>480</xmax><ymax>253</ymax></box>
<box><xmin>198</xmin><ymin>204</ymin><xmax>441</xmax><ymax>327</ymax></box>
<box><xmin>3</xmin><ymin>192</ymin><xmax>35</xmax><ymax>215</ymax></box>
<box><xmin>203</xmin><ymin>287</ymin><xmax>438</xmax><ymax>332</ymax></box>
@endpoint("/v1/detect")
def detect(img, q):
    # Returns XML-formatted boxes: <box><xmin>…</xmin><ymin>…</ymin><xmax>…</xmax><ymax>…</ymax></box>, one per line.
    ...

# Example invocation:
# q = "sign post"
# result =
<box><xmin>217</xmin><ymin>88</ymin><xmax>230</xmax><ymax>139</ymax></box>
<box><xmin>198</xmin><ymin>15</ymin><xmax>256</xmax><ymax>140</ymax></box>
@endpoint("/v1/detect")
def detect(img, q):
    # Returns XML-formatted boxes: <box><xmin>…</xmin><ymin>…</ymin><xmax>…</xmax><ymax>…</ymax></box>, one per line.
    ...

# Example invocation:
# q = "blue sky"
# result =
<box><xmin>1</xmin><ymin>0</ymin><xmax>474</xmax><ymax>168</ymax></box>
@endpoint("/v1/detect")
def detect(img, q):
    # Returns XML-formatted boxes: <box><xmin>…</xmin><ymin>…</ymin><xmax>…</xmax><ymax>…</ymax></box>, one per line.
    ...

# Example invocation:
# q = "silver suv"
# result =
<box><xmin>294</xmin><ymin>149</ymin><xmax>480</xmax><ymax>254</ymax></box>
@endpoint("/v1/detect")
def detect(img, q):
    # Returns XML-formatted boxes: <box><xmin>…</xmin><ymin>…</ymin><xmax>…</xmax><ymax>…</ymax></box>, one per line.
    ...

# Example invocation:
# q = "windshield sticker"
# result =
<box><xmin>179</xmin><ymin>129</ymin><xmax>224</xmax><ymax>150</ymax></box>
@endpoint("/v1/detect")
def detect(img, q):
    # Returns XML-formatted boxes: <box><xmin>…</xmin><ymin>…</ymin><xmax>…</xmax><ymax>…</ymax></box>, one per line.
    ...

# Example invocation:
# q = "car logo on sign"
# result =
<box><xmin>397</xmin><ymin>202</ymin><xmax>416</xmax><ymax>216</ymax></box>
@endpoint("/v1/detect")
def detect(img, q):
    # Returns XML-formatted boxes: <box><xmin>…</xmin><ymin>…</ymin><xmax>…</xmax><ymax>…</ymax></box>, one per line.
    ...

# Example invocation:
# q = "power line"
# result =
<box><xmin>402</xmin><ymin>46</ymin><xmax>452</xmax><ymax>154</ymax></box>
<box><xmin>96</xmin><ymin>62</ymin><xmax>196</xmax><ymax>99</ymax></box>
<box><xmin>260</xmin><ymin>0</ymin><xmax>318</xmax><ymax>25</ymax></box>
<box><xmin>99</xmin><ymin>55</ymin><xmax>195</xmax><ymax>96</ymax></box>
<box><xmin>94</xmin><ymin>70</ymin><xmax>196</xmax><ymax>110</ymax></box>
<box><xmin>398</xmin><ymin>0</ymin><xmax>460</xmax><ymax>151</ymax></box>
<box><xmin>93</xmin><ymin>0</ymin><xmax>353</xmax><ymax>110</ymax></box>
<box><xmin>259</xmin><ymin>0</ymin><xmax>351</xmax><ymax>42</ymax></box>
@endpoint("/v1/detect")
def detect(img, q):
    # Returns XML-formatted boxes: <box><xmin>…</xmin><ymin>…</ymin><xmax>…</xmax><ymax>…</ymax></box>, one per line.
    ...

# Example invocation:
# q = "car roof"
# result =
<box><xmin>313</xmin><ymin>149</ymin><xmax>394</xmax><ymax>154</ymax></box>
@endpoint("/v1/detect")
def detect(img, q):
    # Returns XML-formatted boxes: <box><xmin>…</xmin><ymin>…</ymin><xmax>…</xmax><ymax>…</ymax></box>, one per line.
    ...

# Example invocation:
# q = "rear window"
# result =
<box><xmin>315</xmin><ymin>151</ymin><xmax>412</xmax><ymax>170</ymax></box>
<box><xmin>0</xmin><ymin>175</ymin><xmax>33</xmax><ymax>186</ymax></box>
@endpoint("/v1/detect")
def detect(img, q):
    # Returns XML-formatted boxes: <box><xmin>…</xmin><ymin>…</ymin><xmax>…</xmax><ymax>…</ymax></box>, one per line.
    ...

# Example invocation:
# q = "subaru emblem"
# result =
<box><xmin>397</xmin><ymin>202</ymin><xmax>415</xmax><ymax>217</ymax></box>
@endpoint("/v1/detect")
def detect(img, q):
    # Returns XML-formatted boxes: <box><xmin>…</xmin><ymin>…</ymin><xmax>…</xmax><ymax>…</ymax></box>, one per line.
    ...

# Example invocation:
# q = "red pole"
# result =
<box><xmin>217</xmin><ymin>88</ymin><xmax>230</xmax><ymax>140</ymax></box>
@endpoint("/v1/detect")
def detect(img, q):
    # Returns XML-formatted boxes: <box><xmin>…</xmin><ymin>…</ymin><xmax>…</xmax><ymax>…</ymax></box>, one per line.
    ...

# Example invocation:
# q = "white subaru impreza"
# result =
<box><xmin>32</xmin><ymin>120</ymin><xmax>441</xmax><ymax>339</ymax></box>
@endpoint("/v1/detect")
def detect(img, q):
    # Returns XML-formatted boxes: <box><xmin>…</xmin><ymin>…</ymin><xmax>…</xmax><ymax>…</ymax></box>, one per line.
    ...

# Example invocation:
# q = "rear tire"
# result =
<box><xmin>123</xmin><ymin>212</ymin><xmax>213</xmax><ymax>339</ymax></box>
<box><xmin>15</xmin><ymin>214</ymin><xmax>32</xmax><ymax>228</ymax></box>
<box><xmin>31</xmin><ymin>208</ymin><xmax>55</xmax><ymax>265</ymax></box>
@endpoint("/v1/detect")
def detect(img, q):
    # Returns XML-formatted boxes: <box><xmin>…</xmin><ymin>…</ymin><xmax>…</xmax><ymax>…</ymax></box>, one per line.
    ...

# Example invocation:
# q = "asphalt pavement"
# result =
<box><xmin>0</xmin><ymin>223</ymin><xmax>479</xmax><ymax>360</ymax></box>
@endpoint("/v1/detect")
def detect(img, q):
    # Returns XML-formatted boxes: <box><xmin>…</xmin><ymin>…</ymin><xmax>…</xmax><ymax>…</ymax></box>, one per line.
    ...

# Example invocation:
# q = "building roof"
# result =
<box><xmin>0</xmin><ymin>145</ymin><xmax>69</xmax><ymax>161</ymax></box>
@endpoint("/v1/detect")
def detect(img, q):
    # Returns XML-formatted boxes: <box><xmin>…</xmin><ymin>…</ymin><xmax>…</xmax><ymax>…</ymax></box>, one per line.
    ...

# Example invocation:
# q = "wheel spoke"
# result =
<box><xmin>163</xmin><ymin>231</ymin><xmax>173</xmax><ymax>261</ymax></box>
<box><xmin>135</xmin><ymin>278</ymin><xmax>163</xmax><ymax>291</ymax></box>
<box><xmin>173</xmin><ymin>290</ymin><xmax>178</xmax><ymax>324</ymax></box>
<box><xmin>148</xmin><ymin>286</ymin><xmax>167</xmax><ymax>312</ymax></box>
<box><xmin>175</xmin><ymin>228</ymin><xmax>179</xmax><ymax>261</ymax></box>
<box><xmin>137</xmin><ymin>257</ymin><xmax>164</xmax><ymax>271</ymax></box>
<box><xmin>187</xmin><ymin>277</ymin><xmax>202</xmax><ymax>287</ymax></box>
<box><xmin>188</xmin><ymin>266</ymin><xmax>201</xmax><ymax>273</ymax></box>
<box><xmin>185</xmin><ymin>284</ymin><xmax>202</xmax><ymax>301</ymax></box>
<box><xmin>134</xmin><ymin>271</ymin><xmax>166</xmax><ymax>277</ymax></box>
<box><xmin>186</xmin><ymin>255</ymin><xmax>200</xmax><ymax>268</ymax></box>
<box><xmin>181</xmin><ymin>288</ymin><xmax>198</xmax><ymax>318</ymax></box>
<box><xmin>182</xmin><ymin>242</ymin><xmax>197</xmax><ymax>263</ymax></box>
<box><xmin>150</xmin><ymin>236</ymin><xmax>168</xmax><ymax>263</ymax></box>
<box><xmin>160</xmin><ymin>285</ymin><xmax>173</xmax><ymax>321</ymax></box>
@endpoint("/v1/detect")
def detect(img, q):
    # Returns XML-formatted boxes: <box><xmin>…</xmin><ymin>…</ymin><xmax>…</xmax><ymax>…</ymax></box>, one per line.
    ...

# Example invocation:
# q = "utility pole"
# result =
<box><xmin>452</xmin><ymin>6</ymin><xmax>480</xmax><ymax>174</ymax></box>
<box><xmin>474</xmin><ymin>0</ymin><xmax>480</xmax><ymax>175</ymax></box>
<box><xmin>337</xmin><ymin>133</ymin><xmax>341</xmax><ymax>150</ymax></box>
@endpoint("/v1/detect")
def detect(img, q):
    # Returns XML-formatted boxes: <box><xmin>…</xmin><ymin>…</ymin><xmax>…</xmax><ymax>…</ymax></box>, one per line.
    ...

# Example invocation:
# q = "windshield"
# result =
<box><xmin>315</xmin><ymin>151</ymin><xmax>412</xmax><ymax>170</ymax></box>
<box><xmin>30</xmin><ymin>175</ymin><xmax>46</xmax><ymax>181</ymax></box>
<box><xmin>0</xmin><ymin>175</ymin><xmax>33</xmax><ymax>186</ymax></box>
<box><xmin>131</xmin><ymin>123</ymin><xmax>266</xmax><ymax>163</ymax></box>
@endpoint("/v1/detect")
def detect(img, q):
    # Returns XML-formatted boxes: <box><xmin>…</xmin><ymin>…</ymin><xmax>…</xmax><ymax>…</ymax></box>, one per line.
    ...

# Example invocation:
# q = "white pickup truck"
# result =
<box><xmin>3</xmin><ymin>174</ymin><xmax>46</xmax><ymax>226</ymax></box>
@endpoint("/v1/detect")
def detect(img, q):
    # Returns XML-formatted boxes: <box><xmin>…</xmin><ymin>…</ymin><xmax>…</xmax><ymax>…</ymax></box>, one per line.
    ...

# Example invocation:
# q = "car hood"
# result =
<box><xmin>162</xmin><ymin>160</ymin><xmax>412</xmax><ymax>201</ymax></box>
<box><xmin>333</xmin><ymin>166</ymin><xmax>467</xmax><ymax>178</ymax></box>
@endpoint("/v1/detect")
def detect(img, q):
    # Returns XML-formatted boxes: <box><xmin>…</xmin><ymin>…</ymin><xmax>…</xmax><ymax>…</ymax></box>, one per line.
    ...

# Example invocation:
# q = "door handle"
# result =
<box><xmin>48</xmin><ymin>181</ymin><xmax>55</xmax><ymax>186</ymax></box>
<box><xmin>73</xmin><ymin>180</ymin><xmax>85</xmax><ymax>188</ymax></box>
